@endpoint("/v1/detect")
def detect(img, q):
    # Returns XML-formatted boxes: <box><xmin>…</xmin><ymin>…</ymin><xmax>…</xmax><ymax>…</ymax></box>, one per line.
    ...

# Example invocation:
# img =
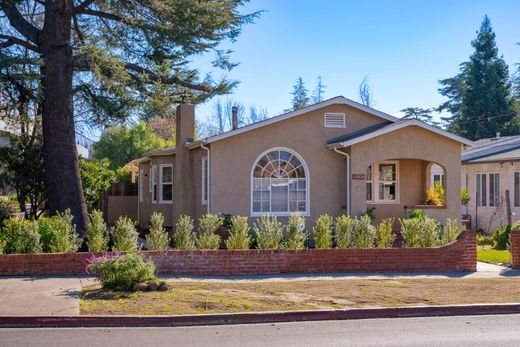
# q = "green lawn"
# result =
<box><xmin>477</xmin><ymin>249</ymin><xmax>512</xmax><ymax>264</ymax></box>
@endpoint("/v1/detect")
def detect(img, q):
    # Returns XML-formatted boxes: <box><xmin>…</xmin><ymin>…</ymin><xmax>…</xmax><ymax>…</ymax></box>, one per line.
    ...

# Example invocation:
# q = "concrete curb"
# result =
<box><xmin>2</xmin><ymin>304</ymin><xmax>520</xmax><ymax>328</ymax></box>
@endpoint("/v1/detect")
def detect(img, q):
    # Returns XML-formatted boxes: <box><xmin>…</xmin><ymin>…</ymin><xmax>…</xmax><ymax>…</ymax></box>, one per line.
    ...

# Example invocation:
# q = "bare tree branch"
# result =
<box><xmin>0</xmin><ymin>34</ymin><xmax>40</xmax><ymax>52</ymax></box>
<box><xmin>0</xmin><ymin>2</ymin><xmax>41</xmax><ymax>44</ymax></box>
<box><xmin>72</xmin><ymin>15</ymin><xmax>85</xmax><ymax>43</ymax></box>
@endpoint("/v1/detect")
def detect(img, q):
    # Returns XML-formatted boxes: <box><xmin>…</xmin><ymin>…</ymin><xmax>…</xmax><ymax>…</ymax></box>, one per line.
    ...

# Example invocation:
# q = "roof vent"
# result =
<box><xmin>324</xmin><ymin>113</ymin><xmax>346</xmax><ymax>128</ymax></box>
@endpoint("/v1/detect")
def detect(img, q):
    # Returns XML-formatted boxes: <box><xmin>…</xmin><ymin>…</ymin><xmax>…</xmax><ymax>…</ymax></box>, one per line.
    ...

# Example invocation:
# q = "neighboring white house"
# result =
<box><xmin>461</xmin><ymin>134</ymin><xmax>520</xmax><ymax>232</ymax></box>
<box><xmin>0</xmin><ymin>118</ymin><xmax>91</xmax><ymax>159</ymax></box>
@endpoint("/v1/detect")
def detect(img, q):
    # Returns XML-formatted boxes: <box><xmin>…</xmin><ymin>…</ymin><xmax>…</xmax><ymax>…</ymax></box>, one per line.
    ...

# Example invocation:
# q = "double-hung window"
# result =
<box><xmin>366</xmin><ymin>161</ymin><xmax>399</xmax><ymax>203</ymax></box>
<box><xmin>378</xmin><ymin>162</ymin><xmax>398</xmax><ymax>202</ymax></box>
<box><xmin>476</xmin><ymin>173</ymin><xmax>500</xmax><ymax>207</ymax></box>
<box><xmin>202</xmin><ymin>157</ymin><xmax>209</xmax><ymax>205</ymax></box>
<box><xmin>160</xmin><ymin>164</ymin><xmax>173</xmax><ymax>203</ymax></box>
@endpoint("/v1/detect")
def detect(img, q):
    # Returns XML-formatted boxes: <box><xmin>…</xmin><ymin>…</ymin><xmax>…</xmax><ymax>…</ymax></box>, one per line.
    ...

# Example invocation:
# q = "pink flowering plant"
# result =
<box><xmin>86</xmin><ymin>252</ymin><xmax>156</xmax><ymax>291</ymax></box>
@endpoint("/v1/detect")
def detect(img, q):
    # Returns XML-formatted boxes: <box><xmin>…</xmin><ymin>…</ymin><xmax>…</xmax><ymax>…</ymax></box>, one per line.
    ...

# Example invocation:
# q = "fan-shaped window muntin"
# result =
<box><xmin>251</xmin><ymin>148</ymin><xmax>308</xmax><ymax>215</ymax></box>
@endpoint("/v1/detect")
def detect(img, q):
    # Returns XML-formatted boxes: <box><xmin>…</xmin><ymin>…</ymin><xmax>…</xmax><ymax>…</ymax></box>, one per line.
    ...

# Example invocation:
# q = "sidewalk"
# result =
<box><xmin>0</xmin><ymin>262</ymin><xmax>518</xmax><ymax>316</ymax></box>
<box><xmin>0</xmin><ymin>276</ymin><xmax>95</xmax><ymax>316</ymax></box>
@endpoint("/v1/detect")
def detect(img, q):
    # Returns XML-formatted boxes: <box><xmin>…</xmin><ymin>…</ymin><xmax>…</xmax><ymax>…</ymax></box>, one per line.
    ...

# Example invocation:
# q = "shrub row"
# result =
<box><xmin>0</xmin><ymin>209</ymin><xmax>463</xmax><ymax>255</ymax></box>
<box><xmin>0</xmin><ymin>210</ymin><xmax>78</xmax><ymax>254</ymax></box>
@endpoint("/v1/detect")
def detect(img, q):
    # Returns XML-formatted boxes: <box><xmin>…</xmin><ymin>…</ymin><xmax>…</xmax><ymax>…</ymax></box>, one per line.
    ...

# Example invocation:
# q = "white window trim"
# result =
<box><xmin>150</xmin><ymin>165</ymin><xmax>157</xmax><ymax>203</ymax></box>
<box><xmin>476</xmin><ymin>171</ymin><xmax>500</xmax><ymax>208</ymax></box>
<box><xmin>324</xmin><ymin>112</ymin><xmax>346</xmax><ymax>128</ymax></box>
<box><xmin>367</xmin><ymin>161</ymin><xmax>399</xmax><ymax>204</ymax></box>
<box><xmin>250</xmin><ymin>147</ymin><xmax>310</xmax><ymax>217</ymax></box>
<box><xmin>366</xmin><ymin>165</ymin><xmax>373</xmax><ymax>203</ymax></box>
<box><xmin>201</xmin><ymin>156</ymin><xmax>209</xmax><ymax>205</ymax></box>
<box><xmin>159</xmin><ymin>164</ymin><xmax>173</xmax><ymax>204</ymax></box>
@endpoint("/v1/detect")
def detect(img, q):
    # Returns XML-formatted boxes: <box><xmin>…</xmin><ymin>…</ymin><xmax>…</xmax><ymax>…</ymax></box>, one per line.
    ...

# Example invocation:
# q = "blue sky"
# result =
<box><xmin>193</xmin><ymin>0</ymin><xmax>520</xmax><ymax>124</ymax></box>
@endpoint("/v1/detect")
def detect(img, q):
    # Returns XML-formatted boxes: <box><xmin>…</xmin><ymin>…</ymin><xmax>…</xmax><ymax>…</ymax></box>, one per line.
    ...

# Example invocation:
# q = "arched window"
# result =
<box><xmin>251</xmin><ymin>148</ymin><xmax>309</xmax><ymax>216</ymax></box>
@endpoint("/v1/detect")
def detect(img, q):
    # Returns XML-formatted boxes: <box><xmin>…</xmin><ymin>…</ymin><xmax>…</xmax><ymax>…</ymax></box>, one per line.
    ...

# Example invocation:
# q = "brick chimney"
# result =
<box><xmin>232</xmin><ymin>106</ymin><xmax>238</xmax><ymax>130</ymax></box>
<box><xmin>173</xmin><ymin>103</ymin><xmax>195</xmax><ymax>223</ymax></box>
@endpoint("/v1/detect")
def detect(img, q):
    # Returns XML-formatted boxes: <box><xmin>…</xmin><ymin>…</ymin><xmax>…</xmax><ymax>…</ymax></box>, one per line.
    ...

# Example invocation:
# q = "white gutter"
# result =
<box><xmin>333</xmin><ymin>147</ymin><xmax>351</xmax><ymax>216</ymax></box>
<box><xmin>201</xmin><ymin>143</ymin><xmax>211</xmax><ymax>214</ymax></box>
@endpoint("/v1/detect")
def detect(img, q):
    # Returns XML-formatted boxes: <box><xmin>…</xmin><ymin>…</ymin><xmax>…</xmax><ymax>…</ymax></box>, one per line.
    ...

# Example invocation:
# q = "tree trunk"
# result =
<box><xmin>40</xmin><ymin>0</ymin><xmax>88</xmax><ymax>235</ymax></box>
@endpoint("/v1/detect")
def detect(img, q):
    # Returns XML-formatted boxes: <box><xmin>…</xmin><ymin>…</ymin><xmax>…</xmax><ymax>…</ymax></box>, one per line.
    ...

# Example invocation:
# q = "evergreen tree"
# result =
<box><xmin>289</xmin><ymin>77</ymin><xmax>310</xmax><ymax>111</ymax></box>
<box><xmin>400</xmin><ymin>107</ymin><xmax>436</xmax><ymax>125</ymax></box>
<box><xmin>0</xmin><ymin>1</ymin><xmax>257</xmax><ymax>235</ymax></box>
<box><xmin>439</xmin><ymin>16</ymin><xmax>516</xmax><ymax>140</ymax></box>
<box><xmin>312</xmin><ymin>76</ymin><xmax>326</xmax><ymax>103</ymax></box>
<box><xmin>438</xmin><ymin>63</ymin><xmax>469</xmax><ymax>133</ymax></box>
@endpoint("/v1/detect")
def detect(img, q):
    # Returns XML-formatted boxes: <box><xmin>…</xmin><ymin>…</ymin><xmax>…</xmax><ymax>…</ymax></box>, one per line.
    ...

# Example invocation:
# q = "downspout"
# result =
<box><xmin>333</xmin><ymin>146</ymin><xmax>351</xmax><ymax>216</ymax></box>
<box><xmin>201</xmin><ymin>142</ymin><xmax>210</xmax><ymax>214</ymax></box>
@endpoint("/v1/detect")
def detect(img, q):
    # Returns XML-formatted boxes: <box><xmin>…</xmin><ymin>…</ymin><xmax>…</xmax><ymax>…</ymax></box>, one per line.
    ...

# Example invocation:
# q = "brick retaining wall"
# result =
<box><xmin>510</xmin><ymin>230</ymin><xmax>520</xmax><ymax>269</ymax></box>
<box><xmin>0</xmin><ymin>231</ymin><xmax>476</xmax><ymax>276</ymax></box>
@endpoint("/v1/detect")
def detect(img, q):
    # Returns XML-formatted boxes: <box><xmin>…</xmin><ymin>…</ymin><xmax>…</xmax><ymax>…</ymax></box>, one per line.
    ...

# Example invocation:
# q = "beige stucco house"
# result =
<box><xmin>461</xmin><ymin>135</ymin><xmax>520</xmax><ymax>232</ymax></box>
<box><xmin>135</xmin><ymin>96</ymin><xmax>472</xmax><ymax>230</ymax></box>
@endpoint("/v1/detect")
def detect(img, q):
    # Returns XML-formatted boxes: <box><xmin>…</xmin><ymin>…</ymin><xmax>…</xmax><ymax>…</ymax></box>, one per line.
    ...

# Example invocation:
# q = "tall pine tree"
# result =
<box><xmin>440</xmin><ymin>16</ymin><xmax>516</xmax><ymax>140</ymax></box>
<box><xmin>312</xmin><ymin>76</ymin><xmax>326</xmax><ymax>103</ymax></box>
<box><xmin>289</xmin><ymin>77</ymin><xmax>310</xmax><ymax>111</ymax></box>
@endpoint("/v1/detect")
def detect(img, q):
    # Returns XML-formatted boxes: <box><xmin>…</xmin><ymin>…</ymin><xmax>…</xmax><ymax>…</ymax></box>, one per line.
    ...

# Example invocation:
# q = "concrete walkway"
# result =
<box><xmin>167</xmin><ymin>262</ymin><xmax>520</xmax><ymax>283</ymax></box>
<box><xmin>0</xmin><ymin>276</ymin><xmax>95</xmax><ymax>316</ymax></box>
<box><xmin>0</xmin><ymin>262</ymin><xmax>519</xmax><ymax>316</ymax></box>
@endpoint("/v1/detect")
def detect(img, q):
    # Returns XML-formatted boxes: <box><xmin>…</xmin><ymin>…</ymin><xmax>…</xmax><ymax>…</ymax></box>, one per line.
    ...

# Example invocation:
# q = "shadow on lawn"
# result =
<box><xmin>82</xmin><ymin>288</ymin><xmax>133</xmax><ymax>301</ymax></box>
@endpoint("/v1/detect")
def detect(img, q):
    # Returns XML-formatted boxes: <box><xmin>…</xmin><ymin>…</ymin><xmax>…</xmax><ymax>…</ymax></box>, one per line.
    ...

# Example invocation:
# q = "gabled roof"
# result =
<box><xmin>462</xmin><ymin>135</ymin><xmax>520</xmax><ymax>163</ymax></box>
<box><xmin>326</xmin><ymin>119</ymin><xmax>474</xmax><ymax>148</ymax></box>
<box><xmin>201</xmin><ymin>96</ymin><xmax>400</xmax><ymax>144</ymax></box>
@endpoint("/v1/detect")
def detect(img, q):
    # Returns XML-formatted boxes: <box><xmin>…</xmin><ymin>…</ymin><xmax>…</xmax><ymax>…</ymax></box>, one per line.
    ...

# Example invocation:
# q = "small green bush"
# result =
<box><xmin>253</xmin><ymin>215</ymin><xmax>283</xmax><ymax>249</ymax></box>
<box><xmin>0</xmin><ymin>196</ymin><xmax>19</xmax><ymax>227</ymax></box>
<box><xmin>36</xmin><ymin>217</ymin><xmax>56</xmax><ymax>253</ymax></box>
<box><xmin>220</xmin><ymin>213</ymin><xmax>233</xmax><ymax>230</ymax></box>
<box><xmin>441</xmin><ymin>218</ymin><xmax>461</xmax><ymax>245</ymax></box>
<box><xmin>376</xmin><ymin>218</ymin><xmax>395</xmax><ymax>248</ymax></box>
<box><xmin>284</xmin><ymin>212</ymin><xmax>307</xmax><ymax>249</ymax></box>
<box><xmin>111</xmin><ymin>216</ymin><xmax>139</xmax><ymax>252</ymax></box>
<box><xmin>87</xmin><ymin>253</ymin><xmax>156</xmax><ymax>291</ymax></box>
<box><xmin>0</xmin><ymin>218</ymin><xmax>41</xmax><ymax>254</ymax></box>
<box><xmin>408</xmin><ymin>208</ymin><xmax>425</xmax><ymax>220</ymax></box>
<box><xmin>460</xmin><ymin>188</ymin><xmax>470</xmax><ymax>206</ymax></box>
<box><xmin>196</xmin><ymin>214</ymin><xmax>222</xmax><ymax>250</ymax></box>
<box><xmin>352</xmin><ymin>215</ymin><xmax>376</xmax><ymax>248</ymax></box>
<box><xmin>492</xmin><ymin>225</ymin><xmax>510</xmax><ymax>250</ymax></box>
<box><xmin>360</xmin><ymin>207</ymin><xmax>376</xmax><ymax>221</ymax></box>
<box><xmin>225</xmin><ymin>215</ymin><xmax>251</xmax><ymax>250</ymax></box>
<box><xmin>173</xmin><ymin>215</ymin><xmax>196</xmax><ymax>250</ymax></box>
<box><xmin>49</xmin><ymin>209</ymin><xmax>79</xmax><ymax>253</ymax></box>
<box><xmin>476</xmin><ymin>233</ymin><xmax>493</xmax><ymax>246</ymax></box>
<box><xmin>86</xmin><ymin>210</ymin><xmax>109</xmax><ymax>252</ymax></box>
<box><xmin>335</xmin><ymin>215</ymin><xmax>354</xmax><ymax>248</ymax></box>
<box><xmin>401</xmin><ymin>216</ymin><xmax>440</xmax><ymax>248</ymax></box>
<box><xmin>146</xmin><ymin>212</ymin><xmax>170</xmax><ymax>250</ymax></box>
<box><xmin>313</xmin><ymin>214</ymin><xmax>333</xmax><ymax>249</ymax></box>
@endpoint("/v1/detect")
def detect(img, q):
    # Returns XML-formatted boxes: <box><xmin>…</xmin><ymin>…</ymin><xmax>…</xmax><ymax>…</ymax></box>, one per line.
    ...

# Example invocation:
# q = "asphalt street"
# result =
<box><xmin>2</xmin><ymin>314</ymin><xmax>520</xmax><ymax>346</ymax></box>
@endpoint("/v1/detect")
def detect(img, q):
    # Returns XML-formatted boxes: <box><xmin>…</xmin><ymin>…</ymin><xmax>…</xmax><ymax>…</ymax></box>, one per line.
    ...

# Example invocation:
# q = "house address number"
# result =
<box><xmin>352</xmin><ymin>173</ymin><xmax>365</xmax><ymax>180</ymax></box>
